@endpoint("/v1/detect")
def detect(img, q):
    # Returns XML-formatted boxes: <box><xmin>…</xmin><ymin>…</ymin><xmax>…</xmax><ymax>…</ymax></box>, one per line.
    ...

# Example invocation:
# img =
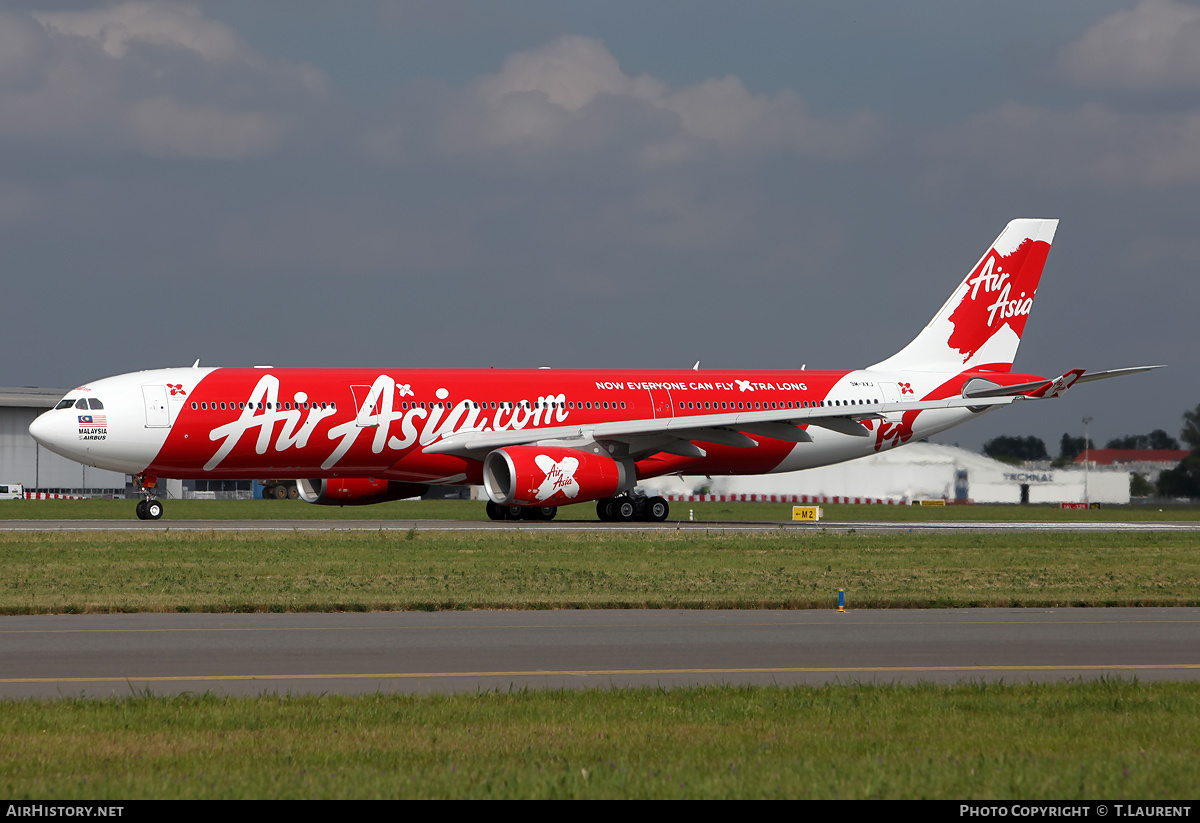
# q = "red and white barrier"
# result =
<box><xmin>661</xmin><ymin>493</ymin><xmax>901</xmax><ymax>505</ymax></box>
<box><xmin>23</xmin><ymin>492</ymin><xmax>87</xmax><ymax>500</ymax></box>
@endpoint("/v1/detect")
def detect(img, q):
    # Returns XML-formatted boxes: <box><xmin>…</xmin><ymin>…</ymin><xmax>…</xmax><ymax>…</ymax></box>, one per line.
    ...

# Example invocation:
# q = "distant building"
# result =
<box><xmin>640</xmin><ymin>442</ymin><xmax>1131</xmax><ymax>505</ymax></box>
<box><xmin>1074</xmin><ymin>449</ymin><xmax>1189</xmax><ymax>486</ymax></box>
<box><xmin>0</xmin><ymin>387</ymin><xmax>127</xmax><ymax>494</ymax></box>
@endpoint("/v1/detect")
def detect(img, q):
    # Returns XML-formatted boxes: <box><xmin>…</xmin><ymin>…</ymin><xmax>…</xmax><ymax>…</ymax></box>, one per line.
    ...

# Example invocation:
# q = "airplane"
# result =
<box><xmin>29</xmin><ymin>219</ymin><xmax>1160</xmax><ymax>522</ymax></box>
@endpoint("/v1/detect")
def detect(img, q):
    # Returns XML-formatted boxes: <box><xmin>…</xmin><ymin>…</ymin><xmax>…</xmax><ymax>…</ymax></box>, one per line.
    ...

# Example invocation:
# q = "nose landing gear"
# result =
<box><xmin>133</xmin><ymin>474</ymin><xmax>163</xmax><ymax>520</ymax></box>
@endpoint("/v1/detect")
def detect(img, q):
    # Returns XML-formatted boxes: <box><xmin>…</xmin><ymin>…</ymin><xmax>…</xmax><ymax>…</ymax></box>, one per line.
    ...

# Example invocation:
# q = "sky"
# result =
<box><xmin>1</xmin><ymin>0</ymin><xmax>1197</xmax><ymax>454</ymax></box>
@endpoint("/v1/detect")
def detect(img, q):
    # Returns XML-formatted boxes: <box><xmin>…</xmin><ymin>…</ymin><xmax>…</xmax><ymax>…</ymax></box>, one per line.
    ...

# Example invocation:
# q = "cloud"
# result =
<box><xmin>36</xmin><ymin>1</ymin><xmax>246</xmax><ymax>62</ymax></box>
<box><xmin>0</xmin><ymin>12</ymin><xmax>51</xmax><ymax>92</ymax></box>
<box><xmin>0</xmin><ymin>2</ymin><xmax>327</xmax><ymax>159</ymax></box>
<box><xmin>127</xmin><ymin>96</ymin><xmax>286</xmax><ymax>160</ymax></box>
<box><xmin>434</xmin><ymin>35</ymin><xmax>880</xmax><ymax>164</ymax></box>
<box><xmin>932</xmin><ymin>101</ymin><xmax>1200</xmax><ymax>188</ymax></box>
<box><xmin>931</xmin><ymin>2</ymin><xmax>1200</xmax><ymax>190</ymax></box>
<box><xmin>1058</xmin><ymin>0</ymin><xmax>1200</xmax><ymax>91</ymax></box>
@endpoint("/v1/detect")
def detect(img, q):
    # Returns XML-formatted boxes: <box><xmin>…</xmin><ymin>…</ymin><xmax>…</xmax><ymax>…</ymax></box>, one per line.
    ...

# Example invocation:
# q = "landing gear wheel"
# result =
<box><xmin>645</xmin><ymin>497</ymin><xmax>669</xmax><ymax>522</ymax></box>
<box><xmin>145</xmin><ymin>499</ymin><xmax>163</xmax><ymax>520</ymax></box>
<box><xmin>614</xmin><ymin>498</ymin><xmax>637</xmax><ymax>521</ymax></box>
<box><xmin>486</xmin><ymin>501</ymin><xmax>503</xmax><ymax>521</ymax></box>
<box><xmin>521</xmin><ymin>506</ymin><xmax>557</xmax><ymax>521</ymax></box>
<box><xmin>135</xmin><ymin>500</ymin><xmax>148</xmax><ymax>520</ymax></box>
<box><xmin>597</xmin><ymin>499</ymin><xmax>616</xmax><ymax>521</ymax></box>
<box><xmin>502</xmin><ymin>505</ymin><xmax>524</xmax><ymax>521</ymax></box>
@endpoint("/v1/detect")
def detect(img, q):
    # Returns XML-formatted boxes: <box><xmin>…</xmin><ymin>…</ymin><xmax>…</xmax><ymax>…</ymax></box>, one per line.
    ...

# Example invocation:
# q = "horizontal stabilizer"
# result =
<box><xmin>1074</xmin><ymin>365</ymin><xmax>1166</xmax><ymax>384</ymax></box>
<box><xmin>962</xmin><ymin>364</ymin><xmax>1164</xmax><ymax>401</ymax></box>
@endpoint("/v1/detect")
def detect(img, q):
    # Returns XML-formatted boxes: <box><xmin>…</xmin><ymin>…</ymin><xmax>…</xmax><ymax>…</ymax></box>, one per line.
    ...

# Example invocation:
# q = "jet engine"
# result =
<box><xmin>482</xmin><ymin>446</ymin><xmax>633</xmax><ymax>506</ymax></box>
<box><xmin>296</xmin><ymin>478</ymin><xmax>429</xmax><ymax>506</ymax></box>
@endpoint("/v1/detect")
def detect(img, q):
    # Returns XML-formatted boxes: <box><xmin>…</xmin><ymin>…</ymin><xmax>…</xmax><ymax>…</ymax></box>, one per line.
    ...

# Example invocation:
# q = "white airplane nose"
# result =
<box><xmin>28</xmin><ymin>410</ymin><xmax>57</xmax><ymax>448</ymax></box>
<box><xmin>29</xmin><ymin>409</ymin><xmax>83</xmax><ymax>463</ymax></box>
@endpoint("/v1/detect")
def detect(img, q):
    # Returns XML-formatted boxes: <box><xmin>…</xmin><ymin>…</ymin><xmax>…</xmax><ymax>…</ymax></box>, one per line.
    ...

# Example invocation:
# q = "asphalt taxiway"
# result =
<box><xmin>2</xmin><ymin>608</ymin><xmax>1197</xmax><ymax>698</ymax></box>
<box><xmin>3</xmin><ymin>518</ymin><xmax>1196</xmax><ymax>698</ymax></box>
<box><xmin>3</xmin><ymin>518</ymin><xmax>1200</xmax><ymax>533</ymax></box>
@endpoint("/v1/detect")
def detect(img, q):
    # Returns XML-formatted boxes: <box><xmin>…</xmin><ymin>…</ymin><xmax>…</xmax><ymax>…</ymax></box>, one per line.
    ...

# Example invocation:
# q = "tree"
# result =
<box><xmin>1182</xmin><ymin>403</ymin><xmax>1200</xmax><ymax>452</ymax></box>
<box><xmin>983</xmin><ymin>435</ymin><xmax>1048</xmax><ymax>464</ymax></box>
<box><xmin>1053</xmin><ymin>433</ymin><xmax>1094</xmax><ymax>466</ymax></box>
<box><xmin>1157</xmin><ymin>456</ymin><xmax>1200</xmax><ymax>498</ymax></box>
<box><xmin>1105</xmin><ymin>429</ymin><xmax>1180</xmax><ymax>450</ymax></box>
<box><xmin>1157</xmin><ymin>403</ymin><xmax>1200</xmax><ymax>498</ymax></box>
<box><xmin>1130</xmin><ymin>473</ymin><xmax>1155</xmax><ymax>497</ymax></box>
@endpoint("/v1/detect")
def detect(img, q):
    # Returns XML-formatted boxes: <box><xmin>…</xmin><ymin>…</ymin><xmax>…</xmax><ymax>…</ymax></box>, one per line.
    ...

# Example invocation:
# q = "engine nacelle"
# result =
<box><xmin>296</xmin><ymin>478</ymin><xmax>429</xmax><ymax>506</ymax></box>
<box><xmin>483</xmin><ymin>446</ymin><xmax>633</xmax><ymax>506</ymax></box>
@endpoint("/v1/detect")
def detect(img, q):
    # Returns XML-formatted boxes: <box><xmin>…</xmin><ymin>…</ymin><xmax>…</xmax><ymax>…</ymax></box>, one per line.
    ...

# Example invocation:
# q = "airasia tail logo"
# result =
<box><xmin>946</xmin><ymin>239</ymin><xmax>1044</xmax><ymax>362</ymax></box>
<box><xmin>534</xmin><ymin>454</ymin><xmax>580</xmax><ymax>501</ymax></box>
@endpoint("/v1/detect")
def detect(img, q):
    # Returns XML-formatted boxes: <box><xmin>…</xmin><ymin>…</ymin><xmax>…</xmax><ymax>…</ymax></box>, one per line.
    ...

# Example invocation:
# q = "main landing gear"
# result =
<box><xmin>485</xmin><ymin>501</ymin><xmax>557</xmax><ymax>521</ymax></box>
<box><xmin>483</xmin><ymin>494</ymin><xmax>669</xmax><ymax>523</ymax></box>
<box><xmin>596</xmin><ymin>494</ymin><xmax>669</xmax><ymax>523</ymax></box>
<box><xmin>133</xmin><ymin>474</ymin><xmax>163</xmax><ymax>521</ymax></box>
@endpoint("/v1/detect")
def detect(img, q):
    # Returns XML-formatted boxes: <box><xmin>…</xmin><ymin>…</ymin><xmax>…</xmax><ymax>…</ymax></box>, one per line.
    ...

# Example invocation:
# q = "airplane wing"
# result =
<box><xmin>426</xmin><ymin>364</ymin><xmax>1164</xmax><ymax>460</ymax></box>
<box><xmin>424</xmin><ymin>393</ymin><xmax>1021</xmax><ymax>458</ymax></box>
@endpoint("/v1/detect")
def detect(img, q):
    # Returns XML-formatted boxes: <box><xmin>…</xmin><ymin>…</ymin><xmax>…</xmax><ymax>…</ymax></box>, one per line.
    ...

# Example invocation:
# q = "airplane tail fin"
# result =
<box><xmin>870</xmin><ymin>218</ymin><xmax>1058</xmax><ymax>373</ymax></box>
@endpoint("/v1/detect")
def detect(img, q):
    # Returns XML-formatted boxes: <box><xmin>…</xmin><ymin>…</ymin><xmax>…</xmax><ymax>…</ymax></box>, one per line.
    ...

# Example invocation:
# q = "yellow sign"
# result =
<box><xmin>916</xmin><ymin>499</ymin><xmax>946</xmax><ymax>506</ymax></box>
<box><xmin>792</xmin><ymin>506</ymin><xmax>822</xmax><ymax>521</ymax></box>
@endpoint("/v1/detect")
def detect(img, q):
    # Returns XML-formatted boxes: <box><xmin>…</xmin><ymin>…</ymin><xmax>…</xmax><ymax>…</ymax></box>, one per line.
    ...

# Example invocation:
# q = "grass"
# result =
<box><xmin>1</xmin><ymin>529</ymin><xmax>1198</xmax><ymax>613</ymax></box>
<box><xmin>2</xmin><ymin>681</ymin><xmax>1197</xmax><ymax>799</ymax></box>
<box><xmin>3</xmin><ymin>497</ymin><xmax>1200</xmax><ymax>521</ymax></box>
<box><xmin>3</xmin><ymin>504</ymin><xmax>1197</xmax><ymax>799</ymax></box>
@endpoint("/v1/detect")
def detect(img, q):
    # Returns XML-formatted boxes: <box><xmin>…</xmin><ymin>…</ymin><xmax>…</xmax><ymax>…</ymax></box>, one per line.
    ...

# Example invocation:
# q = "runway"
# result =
<box><xmin>3</xmin><ymin>518</ymin><xmax>1200</xmax><ymax>533</ymax></box>
<box><xmin>2</xmin><ymin>608</ymin><xmax>1198</xmax><ymax>698</ymax></box>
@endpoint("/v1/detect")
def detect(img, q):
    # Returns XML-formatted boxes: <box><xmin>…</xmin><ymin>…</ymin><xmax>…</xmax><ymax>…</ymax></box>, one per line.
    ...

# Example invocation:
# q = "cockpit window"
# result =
<box><xmin>75</xmin><ymin>398</ymin><xmax>88</xmax><ymax>410</ymax></box>
<box><xmin>88</xmin><ymin>398</ymin><xmax>104</xmax><ymax>410</ymax></box>
<box><xmin>55</xmin><ymin>398</ymin><xmax>76</xmax><ymax>410</ymax></box>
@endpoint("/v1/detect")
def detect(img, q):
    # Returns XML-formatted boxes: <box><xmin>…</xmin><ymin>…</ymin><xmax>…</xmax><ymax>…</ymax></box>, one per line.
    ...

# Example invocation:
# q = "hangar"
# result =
<box><xmin>641</xmin><ymin>442</ymin><xmax>1132</xmax><ymax>505</ymax></box>
<box><xmin>0</xmin><ymin>387</ymin><xmax>128</xmax><ymax>494</ymax></box>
